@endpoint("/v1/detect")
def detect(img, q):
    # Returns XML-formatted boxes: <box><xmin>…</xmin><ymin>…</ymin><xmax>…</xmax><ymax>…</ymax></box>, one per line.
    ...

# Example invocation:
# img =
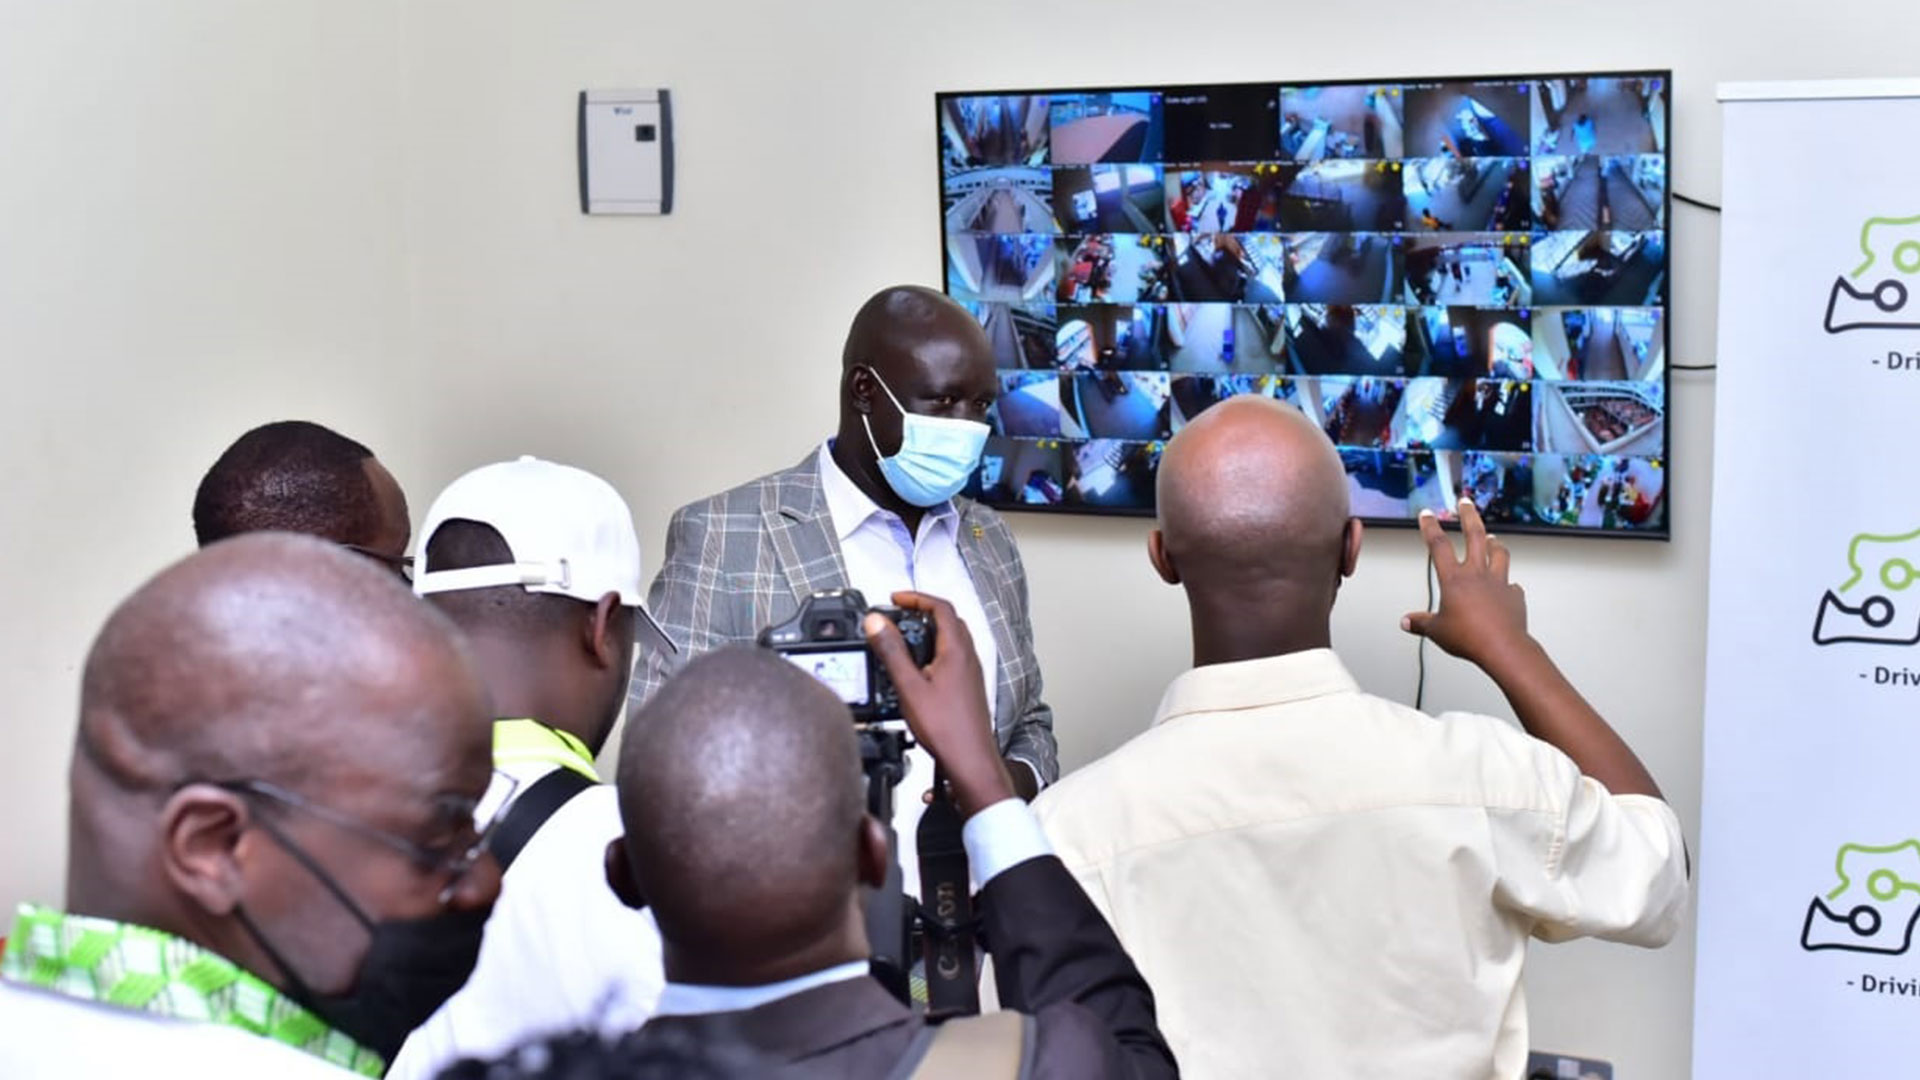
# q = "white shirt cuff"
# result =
<box><xmin>962</xmin><ymin>797</ymin><xmax>1053</xmax><ymax>886</ymax></box>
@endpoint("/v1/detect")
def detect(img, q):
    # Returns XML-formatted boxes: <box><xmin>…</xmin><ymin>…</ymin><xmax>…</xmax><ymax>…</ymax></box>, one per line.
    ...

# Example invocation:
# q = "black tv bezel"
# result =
<box><xmin>934</xmin><ymin>68</ymin><xmax>1674</xmax><ymax>541</ymax></box>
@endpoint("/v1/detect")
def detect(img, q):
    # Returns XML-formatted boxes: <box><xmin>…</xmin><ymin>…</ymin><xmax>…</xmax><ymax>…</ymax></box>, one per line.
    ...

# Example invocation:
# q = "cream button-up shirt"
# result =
<box><xmin>1033</xmin><ymin>648</ymin><xmax>1689</xmax><ymax>1080</ymax></box>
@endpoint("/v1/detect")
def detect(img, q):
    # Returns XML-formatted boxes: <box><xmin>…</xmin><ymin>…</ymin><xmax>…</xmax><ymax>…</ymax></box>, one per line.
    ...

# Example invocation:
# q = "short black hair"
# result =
<box><xmin>618</xmin><ymin>646</ymin><xmax>863</xmax><ymax>967</ymax></box>
<box><xmin>192</xmin><ymin>421</ymin><xmax>379</xmax><ymax>547</ymax></box>
<box><xmin>435</xmin><ymin>1030</ymin><xmax>765</xmax><ymax>1080</ymax></box>
<box><xmin>420</xmin><ymin>518</ymin><xmax>590</xmax><ymax>636</ymax></box>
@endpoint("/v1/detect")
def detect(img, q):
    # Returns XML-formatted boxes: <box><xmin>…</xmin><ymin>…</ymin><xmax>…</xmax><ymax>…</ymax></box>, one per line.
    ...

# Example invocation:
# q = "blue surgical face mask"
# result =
<box><xmin>861</xmin><ymin>369</ymin><xmax>991</xmax><ymax>508</ymax></box>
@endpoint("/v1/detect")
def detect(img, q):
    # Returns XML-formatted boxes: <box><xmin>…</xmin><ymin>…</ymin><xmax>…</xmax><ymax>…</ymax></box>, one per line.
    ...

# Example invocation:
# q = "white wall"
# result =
<box><xmin>8</xmin><ymin>1</ymin><xmax>1920</xmax><ymax>1076</ymax></box>
<box><xmin>0</xmin><ymin>0</ymin><xmax>418</xmax><ymax>908</ymax></box>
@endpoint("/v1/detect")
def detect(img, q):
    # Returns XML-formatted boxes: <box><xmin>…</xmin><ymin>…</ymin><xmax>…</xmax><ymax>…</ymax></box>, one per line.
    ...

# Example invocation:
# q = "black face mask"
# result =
<box><xmin>237</xmin><ymin>819</ymin><xmax>490</xmax><ymax>1062</ymax></box>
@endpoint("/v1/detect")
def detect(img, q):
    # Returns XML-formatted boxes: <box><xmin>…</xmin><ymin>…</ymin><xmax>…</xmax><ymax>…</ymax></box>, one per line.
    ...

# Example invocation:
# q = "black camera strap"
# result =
<box><xmin>916</xmin><ymin>769</ymin><xmax>980</xmax><ymax>1019</ymax></box>
<box><xmin>487</xmin><ymin>767</ymin><xmax>595</xmax><ymax>871</ymax></box>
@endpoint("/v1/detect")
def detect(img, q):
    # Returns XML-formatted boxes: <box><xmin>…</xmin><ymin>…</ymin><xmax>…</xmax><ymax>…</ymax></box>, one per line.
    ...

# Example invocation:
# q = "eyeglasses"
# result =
<box><xmin>211</xmin><ymin>772</ymin><xmax>518</xmax><ymax>901</ymax></box>
<box><xmin>340</xmin><ymin>543</ymin><xmax>416</xmax><ymax>583</ymax></box>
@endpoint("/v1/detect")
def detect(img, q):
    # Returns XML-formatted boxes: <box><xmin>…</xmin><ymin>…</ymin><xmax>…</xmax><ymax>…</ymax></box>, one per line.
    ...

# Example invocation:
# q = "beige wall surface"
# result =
<box><xmin>0</xmin><ymin>0</ymin><xmax>420</xmax><ymax>903</ymax></box>
<box><xmin>9</xmin><ymin>2</ymin><xmax>1920</xmax><ymax>1075</ymax></box>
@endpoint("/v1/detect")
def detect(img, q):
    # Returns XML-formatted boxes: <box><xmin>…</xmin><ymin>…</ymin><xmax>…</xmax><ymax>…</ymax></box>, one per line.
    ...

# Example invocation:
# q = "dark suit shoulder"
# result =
<box><xmin>1028</xmin><ymin>1000</ymin><xmax>1138</xmax><ymax>1080</ymax></box>
<box><xmin>624</xmin><ymin>975</ymin><xmax>921</xmax><ymax>1078</ymax></box>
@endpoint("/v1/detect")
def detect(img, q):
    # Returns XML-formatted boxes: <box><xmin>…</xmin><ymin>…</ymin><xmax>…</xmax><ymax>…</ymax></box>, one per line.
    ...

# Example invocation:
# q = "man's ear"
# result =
<box><xmin>846</xmin><ymin>364</ymin><xmax>878</xmax><ymax>417</ymax></box>
<box><xmin>1147</xmin><ymin>529</ymin><xmax>1181</xmax><ymax>585</ymax></box>
<box><xmin>603</xmin><ymin>837</ymin><xmax>648</xmax><ymax>910</ymax></box>
<box><xmin>159</xmin><ymin>786</ymin><xmax>252</xmax><ymax>918</ymax></box>
<box><xmin>1340</xmin><ymin>517</ymin><xmax>1364</xmax><ymax>580</ymax></box>
<box><xmin>857</xmin><ymin>815</ymin><xmax>890</xmax><ymax>890</ymax></box>
<box><xmin>585</xmin><ymin>592</ymin><xmax>624</xmax><ymax>670</ymax></box>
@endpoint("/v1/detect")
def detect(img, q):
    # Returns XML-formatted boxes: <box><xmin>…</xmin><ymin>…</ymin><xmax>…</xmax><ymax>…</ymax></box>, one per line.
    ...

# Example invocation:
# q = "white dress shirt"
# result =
<box><xmin>1033</xmin><ymin>649</ymin><xmax>1691</xmax><ymax>1080</ymax></box>
<box><xmin>650</xmin><ymin>797</ymin><xmax>1052</xmax><ymax>1018</ymax></box>
<box><xmin>386</xmin><ymin>785</ymin><xmax>665</xmax><ymax>1080</ymax></box>
<box><xmin>0</xmin><ymin>979</ymin><xmax>359</xmax><ymax>1079</ymax></box>
<box><xmin>816</xmin><ymin>442</ymin><xmax>1001</xmax><ymax>899</ymax></box>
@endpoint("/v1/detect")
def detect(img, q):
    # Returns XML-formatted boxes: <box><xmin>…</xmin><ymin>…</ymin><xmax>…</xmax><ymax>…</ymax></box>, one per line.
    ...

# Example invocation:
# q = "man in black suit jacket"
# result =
<box><xmin>599</xmin><ymin>592</ymin><xmax>1177</xmax><ymax>1079</ymax></box>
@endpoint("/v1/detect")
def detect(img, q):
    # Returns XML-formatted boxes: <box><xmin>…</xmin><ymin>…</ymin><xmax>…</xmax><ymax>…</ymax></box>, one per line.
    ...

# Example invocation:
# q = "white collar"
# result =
<box><xmin>816</xmin><ymin>441</ymin><xmax>956</xmax><ymax>543</ymax></box>
<box><xmin>650</xmin><ymin>959</ymin><xmax>872</xmax><ymax>1017</ymax></box>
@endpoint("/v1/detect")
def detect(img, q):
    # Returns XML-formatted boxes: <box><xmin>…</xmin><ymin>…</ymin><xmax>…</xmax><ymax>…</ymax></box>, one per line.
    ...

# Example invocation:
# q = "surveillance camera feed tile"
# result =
<box><xmin>942</xmin><ymin>71</ymin><xmax>1669</xmax><ymax>536</ymax></box>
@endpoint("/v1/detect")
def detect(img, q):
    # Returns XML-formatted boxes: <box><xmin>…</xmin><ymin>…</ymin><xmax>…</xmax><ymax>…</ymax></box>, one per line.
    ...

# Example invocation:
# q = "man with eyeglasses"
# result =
<box><xmin>193</xmin><ymin>420</ymin><xmax>416</xmax><ymax>578</ymax></box>
<box><xmin>385</xmin><ymin>457</ymin><xmax>675</xmax><ymax>1080</ymax></box>
<box><xmin>0</xmin><ymin>533</ymin><xmax>505</xmax><ymax>1077</ymax></box>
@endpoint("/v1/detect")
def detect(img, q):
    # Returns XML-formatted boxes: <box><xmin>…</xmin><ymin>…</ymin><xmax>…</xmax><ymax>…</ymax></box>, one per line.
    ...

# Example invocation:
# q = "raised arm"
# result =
<box><xmin>1402</xmin><ymin>500</ymin><xmax>1663</xmax><ymax>799</ymax></box>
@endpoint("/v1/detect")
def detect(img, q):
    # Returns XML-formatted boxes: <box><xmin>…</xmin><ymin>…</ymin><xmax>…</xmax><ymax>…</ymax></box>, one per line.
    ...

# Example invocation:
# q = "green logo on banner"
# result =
<box><xmin>1826</xmin><ymin>213</ymin><xmax>1920</xmax><ymax>333</ymax></box>
<box><xmin>1811</xmin><ymin>526</ymin><xmax>1920</xmax><ymax>646</ymax></box>
<box><xmin>1803</xmin><ymin>840</ymin><xmax>1920</xmax><ymax>954</ymax></box>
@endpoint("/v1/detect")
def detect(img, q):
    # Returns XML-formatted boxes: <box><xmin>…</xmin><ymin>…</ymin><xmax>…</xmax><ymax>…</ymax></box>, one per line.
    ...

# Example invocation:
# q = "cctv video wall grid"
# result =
<box><xmin>938</xmin><ymin>71</ymin><xmax>1671</xmax><ymax>537</ymax></box>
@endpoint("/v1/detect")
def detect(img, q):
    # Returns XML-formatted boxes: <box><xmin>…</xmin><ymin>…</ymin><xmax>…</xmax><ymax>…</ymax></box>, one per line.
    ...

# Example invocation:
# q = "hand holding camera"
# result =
<box><xmin>757</xmin><ymin>589</ymin><xmax>934</xmax><ymax>724</ymax></box>
<box><xmin>865</xmin><ymin>591</ymin><xmax>1015</xmax><ymax>819</ymax></box>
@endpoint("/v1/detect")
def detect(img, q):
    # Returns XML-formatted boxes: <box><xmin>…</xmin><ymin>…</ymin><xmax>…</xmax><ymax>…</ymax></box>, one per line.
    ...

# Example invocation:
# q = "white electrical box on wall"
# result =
<box><xmin>578</xmin><ymin>89</ymin><xmax>673</xmax><ymax>215</ymax></box>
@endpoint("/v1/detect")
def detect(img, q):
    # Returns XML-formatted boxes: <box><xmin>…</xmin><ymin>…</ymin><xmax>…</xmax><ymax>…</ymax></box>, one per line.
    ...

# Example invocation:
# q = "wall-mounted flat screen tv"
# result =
<box><xmin>939</xmin><ymin>71</ymin><xmax>1671</xmax><ymax>537</ymax></box>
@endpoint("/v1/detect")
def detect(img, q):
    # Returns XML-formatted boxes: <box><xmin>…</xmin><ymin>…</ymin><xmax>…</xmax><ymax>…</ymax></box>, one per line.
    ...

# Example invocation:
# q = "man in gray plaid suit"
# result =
<box><xmin>629</xmin><ymin>286</ymin><xmax>1057</xmax><ymax>886</ymax></box>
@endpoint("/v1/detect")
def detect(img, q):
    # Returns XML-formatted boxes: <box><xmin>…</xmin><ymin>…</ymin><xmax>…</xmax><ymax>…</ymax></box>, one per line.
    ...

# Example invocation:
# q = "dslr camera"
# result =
<box><xmin>758</xmin><ymin>589</ymin><xmax>934</xmax><ymax>723</ymax></box>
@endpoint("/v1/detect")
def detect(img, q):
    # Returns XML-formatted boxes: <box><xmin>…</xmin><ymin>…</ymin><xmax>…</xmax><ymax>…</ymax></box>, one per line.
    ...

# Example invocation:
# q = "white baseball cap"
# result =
<box><xmin>413</xmin><ymin>456</ymin><xmax>675</xmax><ymax>657</ymax></box>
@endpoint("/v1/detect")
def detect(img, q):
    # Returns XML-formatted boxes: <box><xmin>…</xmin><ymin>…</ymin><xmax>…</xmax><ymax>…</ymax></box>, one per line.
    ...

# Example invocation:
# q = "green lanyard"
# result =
<box><xmin>1</xmin><ymin>904</ymin><xmax>384</xmax><ymax>1076</ymax></box>
<box><xmin>493</xmin><ymin>718</ymin><xmax>600</xmax><ymax>781</ymax></box>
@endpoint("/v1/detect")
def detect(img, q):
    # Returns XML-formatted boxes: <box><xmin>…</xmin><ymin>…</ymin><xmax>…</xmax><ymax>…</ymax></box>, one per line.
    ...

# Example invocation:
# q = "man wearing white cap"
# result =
<box><xmin>385</xmin><ymin>456</ymin><xmax>674</xmax><ymax>1080</ymax></box>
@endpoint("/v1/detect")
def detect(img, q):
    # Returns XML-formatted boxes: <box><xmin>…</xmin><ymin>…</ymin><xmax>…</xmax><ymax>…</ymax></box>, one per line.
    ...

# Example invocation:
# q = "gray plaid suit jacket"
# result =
<box><xmin>629</xmin><ymin>450</ymin><xmax>1058</xmax><ymax>783</ymax></box>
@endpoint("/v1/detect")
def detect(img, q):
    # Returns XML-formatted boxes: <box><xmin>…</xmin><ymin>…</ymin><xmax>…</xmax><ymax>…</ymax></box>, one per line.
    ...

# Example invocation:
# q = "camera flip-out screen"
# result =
<box><xmin>760</xmin><ymin>590</ymin><xmax>934</xmax><ymax>724</ymax></box>
<box><xmin>786</xmin><ymin>649</ymin><xmax>871</xmax><ymax>705</ymax></box>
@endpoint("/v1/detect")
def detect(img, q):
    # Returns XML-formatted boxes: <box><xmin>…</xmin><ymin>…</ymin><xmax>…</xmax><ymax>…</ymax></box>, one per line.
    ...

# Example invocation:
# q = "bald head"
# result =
<box><xmin>841</xmin><ymin>285</ymin><xmax>990</xmax><ymax>372</ymax></box>
<box><xmin>617</xmin><ymin>646</ymin><xmax>866</xmax><ymax>971</ymax></box>
<box><xmin>1157</xmin><ymin>396</ymin><xmax>1355</xmax><ymax>601</ymax></box>
<box><xmin>79</xmin><ymin>533</ymin><xmax>481</xmax><ymax>789</ymax></box>
<box><xmin>69</xmin><ymin>532</ymin><xmax>493</xmax><ymax>930</ymax></box>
